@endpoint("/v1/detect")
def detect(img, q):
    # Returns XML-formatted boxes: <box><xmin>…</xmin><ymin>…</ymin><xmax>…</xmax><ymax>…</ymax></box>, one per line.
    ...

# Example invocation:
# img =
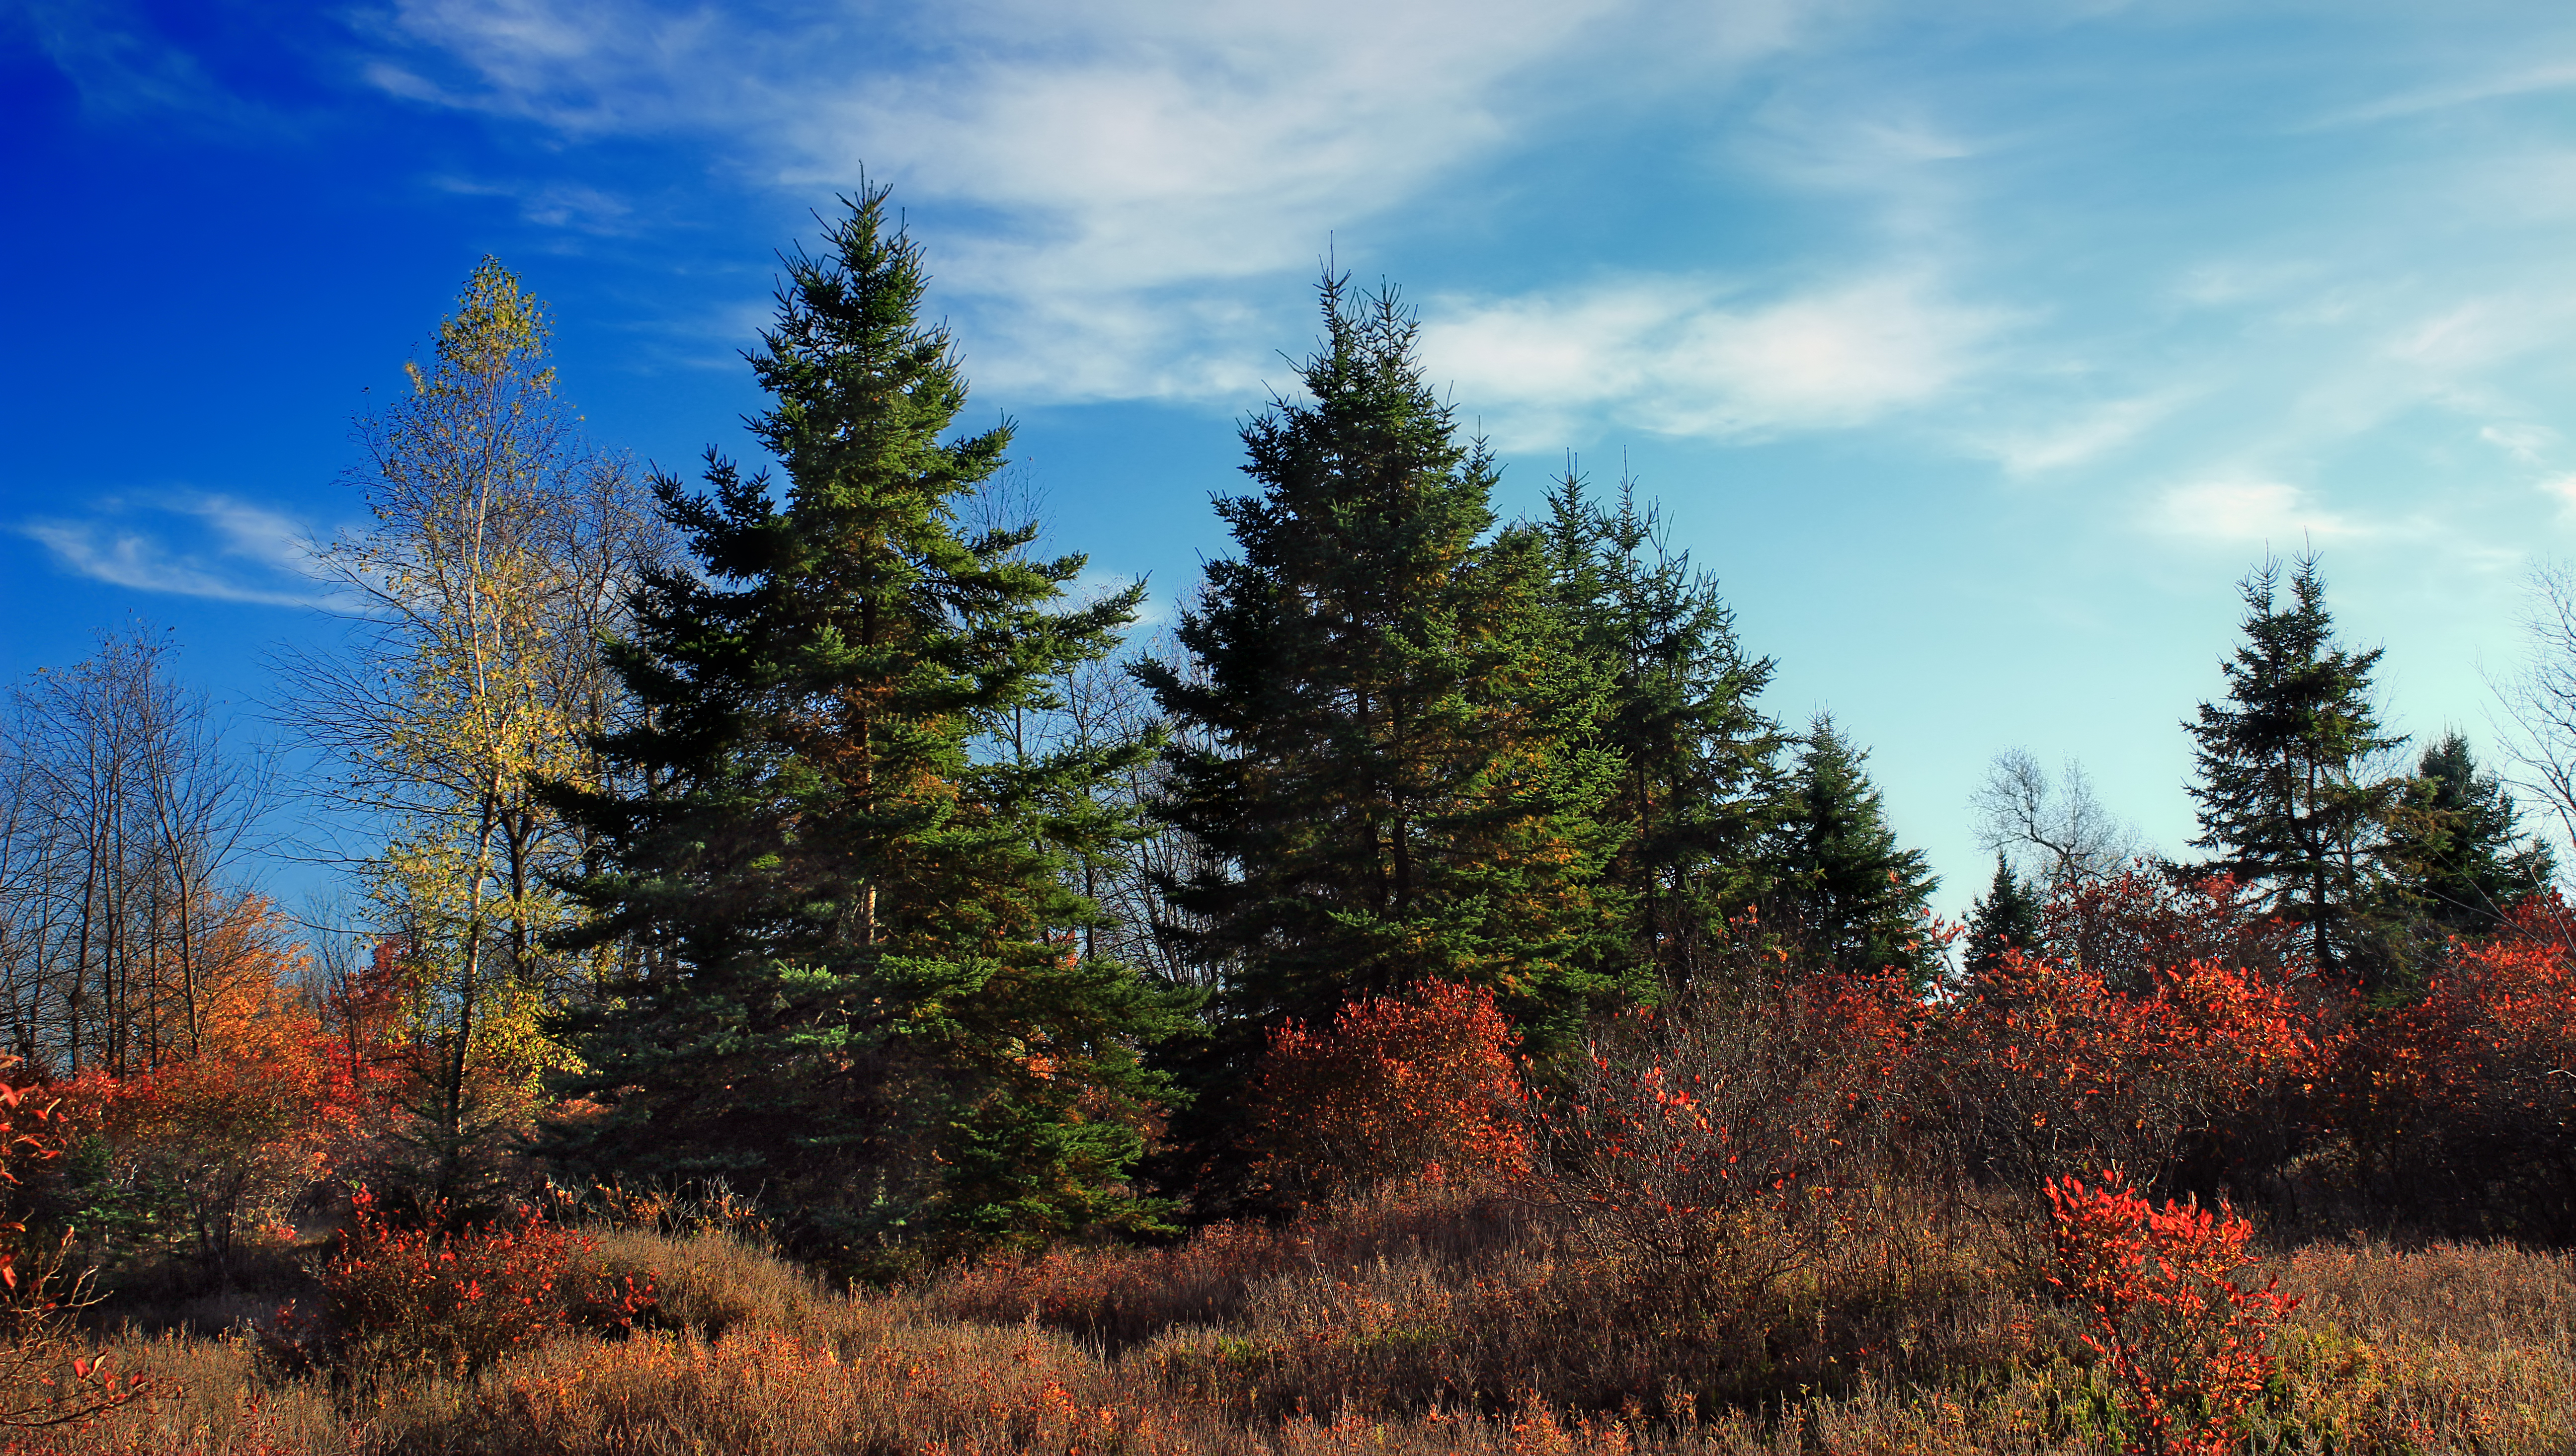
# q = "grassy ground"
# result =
<box><xmin>9</xmin><ymin>1184</ymin><xmax>2576</xmax><ymax>1455</ymax></box>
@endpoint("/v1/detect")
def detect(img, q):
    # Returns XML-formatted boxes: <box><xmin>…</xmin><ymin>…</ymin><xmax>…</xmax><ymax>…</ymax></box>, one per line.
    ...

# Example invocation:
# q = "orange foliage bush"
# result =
<box><xmin>1249</xmin><ymin>981</ymin><xmax>1529</xmax><ymax>1205</ymax></box>
<box><xmin>2341</xmin><ymin>895</ymin><xmax>2576</xmax><ymax>1235</ymax></box>
<box><xmin>0</xmin><ymin>1080</ymin><xmax>66</xmax><ymax>1283</ymax></box>
<box><xmin>2036</xmin><ymin>866</ymin><xmax>2303</xmax><ymax>993</ymax></box>
<box><xmin>2045</xmin><ymin>1171</ymin><xmax>2296</xmax><ymax>1456</ymax></box>
<box><xmin>68</xmin><ymin>902</ymin><xmax>394</xmax><ymax>1271</ymax></box>
<box><xmin>1932</xmin><ymin>947</ymin><xmax>2339</xmax><ymax>1191</ymax></box>
<box><xmin>0</xmin><ymin>1078</ymin><xmax>148</xmax><ymax>1432</ymax></box>
<box><xmin>300</xmin><ymin>1189</ymin><xmax>655</xmax><ymax>1377</ymax></box>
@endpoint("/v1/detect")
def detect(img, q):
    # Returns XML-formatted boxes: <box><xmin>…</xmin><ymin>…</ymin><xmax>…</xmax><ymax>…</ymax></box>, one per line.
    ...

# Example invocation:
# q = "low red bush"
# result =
<box><xmin>2038</xmin><ymin>865</ymin><xmax>2303</xmax><ymax>992</ymax></box>
<box><xmin>2045</xmin><ymin>1171</ymin><xmax>2296</xmax><ymax>1456</ymax></box>
<box><xmin>1248</xmin><ymin>980</ymin><xmax>1530</xmax><ymax>1205</ymax></box>
<box><xmin>0</xmin><ymin>1078</ymin><xmax>149</xmax><ymax>1431</ymax></box>
<box><xmin>1534</xmin><ymin>978</ymin><xmax>1885</xmax><ymax>1304</ymax></box>
<box><xmin>2341</xmin><ymin>896</ymin><xmax>2576</xmax><ymax>1235</ymax></box>
<box><xmin>306</xmin><ymin>1189</ymin><xmax>655</xmax><ymax>1376</ymax></box>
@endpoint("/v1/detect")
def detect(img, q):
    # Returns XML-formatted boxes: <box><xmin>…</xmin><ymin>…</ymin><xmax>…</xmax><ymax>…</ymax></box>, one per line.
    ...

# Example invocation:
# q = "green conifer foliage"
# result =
<box><xmin>1761</xmin><ymin>715</ymin><xmax>1941</xmax><ymax>989</ymax></box>
<box><xmin>2185</xmin><ymin>554</ymin><xmax>2404</xmax><ymax>980</ymax></box>
<box><xmin>1963</xmin><ymin>854</ymin><xmax>2044</xmax><ymax>983</ymax></box>
<box><xmin>1138</xmin><ymin>277</ymin><xmax>1620</xmax><ymax>1160</ymax></box>
<box><xmin>542</xmin><ymin>189</ymin><xmax>1185</xmax><ymax>1261</ymax></box>
<box><xmin>1542</xmin><ymin>470</ymin><xmax>1784</xmax><ymax>981</ymax></box>
<box><xmin>2369</xmin><ymin>733</ymin><xmax>2555</xmax><ymax>986</ymax></box>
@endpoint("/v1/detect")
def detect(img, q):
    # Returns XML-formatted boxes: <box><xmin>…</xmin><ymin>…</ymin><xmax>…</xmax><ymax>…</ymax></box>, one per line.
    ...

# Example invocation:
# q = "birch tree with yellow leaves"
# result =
<box><xmin>282</xmin><ymin>260</ymin><xmax>673</xmax><ymax>1204</ymax></box>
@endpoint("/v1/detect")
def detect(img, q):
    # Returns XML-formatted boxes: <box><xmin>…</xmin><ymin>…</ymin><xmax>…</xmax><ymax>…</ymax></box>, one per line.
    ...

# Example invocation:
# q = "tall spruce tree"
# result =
<box><xmin>1543</xmin><ymin>469</ymin><xmax>1783</xmax><ymax>981</ymax></box>
<box><xmin>2185</xmin><ymin>554</ymin><xmax>2403</xmax><ymax>981</ymax></box>
<box><xmin>1761</xmin><ymin>714</ymin><xmax>1941</xmax><ymax>989</ymax></box>
<box><xmin>1138</xmin><ymin>276</ymin><xmax>1620</xmax><ymax>1180</ymax></box>
<box><xmin>543</xmin><ymin>189</ymin><xmax>1185</xmax><ymax>1260</ymax></box>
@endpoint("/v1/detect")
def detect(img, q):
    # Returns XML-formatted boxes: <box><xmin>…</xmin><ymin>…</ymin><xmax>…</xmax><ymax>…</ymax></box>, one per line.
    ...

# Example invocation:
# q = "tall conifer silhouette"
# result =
<box><xmin>1140</xmin><ymin>276</ymin><xmax>1618</xmax><ymax>1195</ymax></box>
<box><xmin>544</xmin><ymin>188</ymin><xmax>1185</xmax><ymax>1257</ymax></box>
<box><xmin>2186</xmin><ymin>554</ymin><xmax>2401</xmax><ymax>980</ymax></box>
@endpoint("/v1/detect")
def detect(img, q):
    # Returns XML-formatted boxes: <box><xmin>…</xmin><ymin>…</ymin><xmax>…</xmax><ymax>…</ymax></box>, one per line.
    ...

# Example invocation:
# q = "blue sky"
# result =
<box><xmin>10</xmin><ymin>0</ymin><xmax>2576</xmax><ymax>913</ymax></box>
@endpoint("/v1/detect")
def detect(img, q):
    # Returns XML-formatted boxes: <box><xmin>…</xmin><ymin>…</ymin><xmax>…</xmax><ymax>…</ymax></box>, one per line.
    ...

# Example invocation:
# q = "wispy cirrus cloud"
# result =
<box><xmin>361</xmin><ymin>0</ymin><xmax>1830</xmax><ymax>402</ymax></box>
<box><xmin>13</xmin><ymin>493</ymin><xmax>331</xmax><ymax>608</ymax></box>
<box><xmin>1968</xmin><ymin>392</ymin><xmax>2195</xmax><ymax>477</ymax></box>
<box><xmin>6</xmin><ymin>0</ymin><xmax>243</xmax><ymax>119</ymax></box>
<box><xmin>432</xmin><ymin>175</ymin><xmax>637</xmax><ymax>233</ymax></box>
<box><xmin>1418</xmin><ymin>270</ymin><xmax>2002</xmax><ymax>449</ymax></box>
<box><xmin>351</xmin><ymin>0</ymin><xmax>2576</xmax><ymax>510</ymax></box>
<box><xmin>2314</xmin><ymin>57</ymin><xmax>2576</xmax><ymax>128</ymax></box>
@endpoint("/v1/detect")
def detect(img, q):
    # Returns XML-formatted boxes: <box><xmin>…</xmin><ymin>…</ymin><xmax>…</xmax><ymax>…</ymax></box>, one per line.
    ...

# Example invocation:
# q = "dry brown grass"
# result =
<box><xmin>9</xmin><ymin>1196</ymin><xmax>2576</xmax><ymax>1455</ymax></box>
<box><xmin>913</xmin><ymin>1178</ymin><xmax>1546</xmax><ymax>1350</ymax></box>
<box><xmin>2278</xmin><ymin>1237</ymin><xmax>2576</xmax><ymax>1350</ymax></box>
<box><xmin>2240</xmin><ymin>1239</ymin><xmax>2576</xmax><ymax>1455</ymax></box>
<box><xmin>590</xmin><ymin>1226</ymin><xmax>851</xmax><ymax>1342</ymax></box>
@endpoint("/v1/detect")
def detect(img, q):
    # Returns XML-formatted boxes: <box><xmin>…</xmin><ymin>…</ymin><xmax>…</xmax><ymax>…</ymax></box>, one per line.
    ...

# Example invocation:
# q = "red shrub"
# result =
<box><xmin>2389</xmin><ymin>896</ymin><xmax>2576</xmax><ymax>1098</ymax></box>
<box><xmin>0</xmin><ymin>1078</ymin><xmax>149</xmax><ymax>1431</ymax></box>
<box><xmin>308</xmin><ymin>1190</ymin><xmax>655</xmax><ymax>1376</ymax></box>
<box><xmin>1932</xmin><ymin>948</ymin><xmax>2338</xmax><ymax>1189</ymax></box>
<box><xmin>2038</xmin><ymin>865</ymin><xmax>2303</xmax><ymax>992</ymax></box>
<box><xmin>2342</xmin><ymin>896</ymin><xmax>2576</xmax><ymax>1234</ymax></box>
<box><xmin>2045</xmin><ymin>1171</ymin><xmax>2297</xmax><ymax>1456</ymax></box>
<box><xmin>1248</xmin><ymin>980</ymin><xmax>1529</xmax><ymax>1204</ymax></box>
<box><xmin>64</xmin><ymin>899</ymin><xmax>404</xmax><ymax>1274</ymax></box>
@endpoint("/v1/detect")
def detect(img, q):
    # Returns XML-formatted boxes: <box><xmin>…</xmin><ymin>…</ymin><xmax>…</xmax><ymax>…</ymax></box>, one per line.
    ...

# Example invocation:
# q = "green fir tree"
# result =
<box><xmin>1962</xmin><ymin>854</ymin><xmax>2044</xmax><ymax>983</ymax></box>
<box><xmin>1543</xmin><ymin>468</ymin><xmax>1785</xmax><ymax>983</ymax></box>
<box><xmin>1762</xmin><ymin>714</ymin><xmax>1941</xmax><ymax>989</ymax></box>
<box><xmin>2185</xmin><ymin>554</ymin><xmax>2404</xmax><ymax>981</ymax></box>
<box><xmin>2368</xmin><ymin>732</ymin><xmax>2555</xmax><ymax>988</ymax></box>
<box><xmin>1138</xmin><ymin>276</ymin><xmax>1622</xmax><ymax>1197</ymax></box>
<box><xmin>542</xmin><ymin>189</ymin><xmax>1186</xmax><ymax>1262</ymax></box>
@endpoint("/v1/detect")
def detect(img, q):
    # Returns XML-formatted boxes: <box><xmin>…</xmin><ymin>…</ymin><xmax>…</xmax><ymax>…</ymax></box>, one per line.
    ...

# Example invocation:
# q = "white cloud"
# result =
<box><xmin>1418</xmin><ymin>271</ymin><xmax>1998</xmax><ymax>447</ymax></box>
<box><xmin>2383</xmin><ymin>301</ymin><xmax>2521</xmax><ymax>372</ymax></box>
<box><xmin>13</xmin><ymin>493</ymin><xmax>330</xmax><ymax>608</ymax></box>
<box><xmin>14</xmin><ymin>0</ymin><xmax>242</xmax><ymax>119</ymax></box>
<box><xmin>364</xmin><ymin>0</ymin><xmax>1827</xmax><ymax>402</ymax></box>
<box><xmin>1729</xmin><ymin>91</ymin><xmax>1981</xmax><ymax>221</ymax></box>
<box><xmin>2093</xmin><ymin>255</ymin><xmax>2576</xmax><ymax>516</ymax></box>
<box><xmin>2318</xmin><ymin>283</ymin><xmax>2576</xmax><ymax>404</ymax></box>
<box><xmin>2151</xmin><ymin>478</ymin><xmax>2363</xmax><ymax>547</ymax></box>
<box><xmin>2172</xmin><ymin>259</ymin><xmax>2321</xmax><ymax>309</ymax></box>
<box><xmin>2319</xmin><ymin>58</ymin><xmax>2576</xmax><ymax>128</ymax></box>
<box><xmin>353</xmin><ymin>1</ymin><xmax>2576</xmax><ymax>478</ymax></box>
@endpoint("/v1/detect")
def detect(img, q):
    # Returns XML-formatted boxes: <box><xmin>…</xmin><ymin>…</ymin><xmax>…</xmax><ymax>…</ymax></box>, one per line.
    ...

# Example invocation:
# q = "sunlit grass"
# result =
<box><xmin>13</xmin><ymin>1187</ymin><xmax>2576</xmax><ymax>1455</ymax></box>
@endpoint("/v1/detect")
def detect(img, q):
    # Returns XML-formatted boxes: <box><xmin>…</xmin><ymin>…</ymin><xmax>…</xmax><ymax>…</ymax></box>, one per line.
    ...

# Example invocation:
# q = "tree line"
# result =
<box><xmin>1965</xmin><ymin>556</ymin><xmax>2554</xmax><ymax>999</ymax></box>
<box><xmin>1</xmin><ymin>187</ymin><xmax>2566</xmax><ymax>1268</ymax></box>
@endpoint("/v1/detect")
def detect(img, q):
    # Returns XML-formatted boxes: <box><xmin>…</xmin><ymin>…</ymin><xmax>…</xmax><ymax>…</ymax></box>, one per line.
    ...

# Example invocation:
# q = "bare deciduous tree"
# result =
<box><xmin>1061</xmin><ymin>643</ymin><xmax>1220</xmax><ymax>987</ymax></box>
<box><xmin>2494</xmin><ymin>558</ymin><xmax>2576</xmax><ymax>875</ymax></box>
<box><xmin>1971</xmin><ymin>748</ymin><xmax>2143</xmax><ymax>892</ymax></box>
<box><xmin>0</xmin><ymin>630</ymin><xmax>272</xmax><ymax>1075</ymax></box>
<box><xmin>962</xmin><ymin>471</ymin><xmax>1214</xmax><ymax>987</ymax></box>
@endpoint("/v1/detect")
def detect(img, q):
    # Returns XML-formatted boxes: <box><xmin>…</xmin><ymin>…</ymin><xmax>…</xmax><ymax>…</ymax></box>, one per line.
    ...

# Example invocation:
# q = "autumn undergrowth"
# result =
<box><xmin>16</xmin><ymin>933</ymin><xmax>2576</xmax><ymax>1455</ymax></box>
<box><xmin>0</xmin><ymin>1182</ymin><xmax>2565</xmax><ymax>1456</ymax></box>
